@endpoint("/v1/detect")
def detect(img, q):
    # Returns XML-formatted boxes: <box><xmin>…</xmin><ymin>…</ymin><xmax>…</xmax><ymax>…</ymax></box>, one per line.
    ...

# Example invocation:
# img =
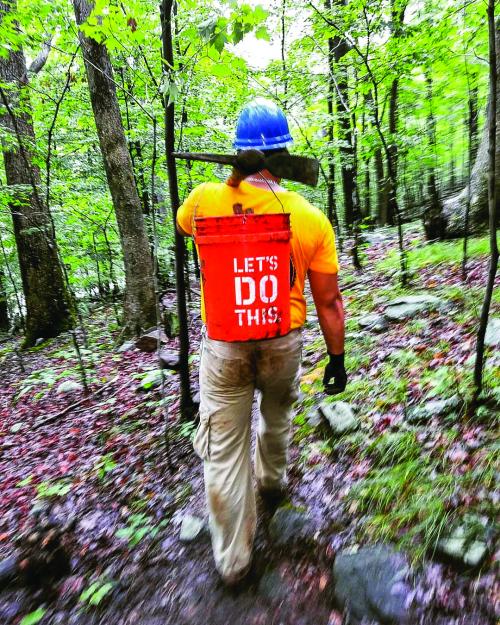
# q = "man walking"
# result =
<box><xmin>177</xmin><ymin>98</ymin><xmax>346</xmax><ymax>586</ymax></box>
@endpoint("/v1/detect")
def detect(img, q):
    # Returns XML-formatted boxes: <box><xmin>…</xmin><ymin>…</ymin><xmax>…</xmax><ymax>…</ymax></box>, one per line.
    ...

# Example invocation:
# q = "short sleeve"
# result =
<box><xmin>177</xmin><ymin>184</ymin><xmax>205</xmax><ymax>235</ymax></box>
<box><xmin>309</xmin><ymin>215</ymin><xmax>339</xmax><ymax>274</ymax></box>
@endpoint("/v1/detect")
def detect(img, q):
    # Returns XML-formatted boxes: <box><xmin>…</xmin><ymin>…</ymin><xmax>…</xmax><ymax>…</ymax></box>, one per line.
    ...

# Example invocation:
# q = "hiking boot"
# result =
<box><xmin>256</xmin><ymin>480</ymin><xmax>288</xmax><ymax>510</ymax></box>
<box><xmin>219</xmin><ymin>561</ymin><xmax>252</xmax><ymax>590</ymax></box>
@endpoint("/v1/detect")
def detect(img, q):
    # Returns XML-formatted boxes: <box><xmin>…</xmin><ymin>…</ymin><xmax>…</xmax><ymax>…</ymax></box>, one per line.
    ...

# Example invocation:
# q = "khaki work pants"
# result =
<box><xmin>193</xmin><ymin>329</ymin><xmax>303</xmax><ymax>580</ymax></box>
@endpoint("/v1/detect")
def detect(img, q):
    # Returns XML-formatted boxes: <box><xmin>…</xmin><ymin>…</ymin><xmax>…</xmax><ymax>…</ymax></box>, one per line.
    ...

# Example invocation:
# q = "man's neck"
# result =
<box><xmin>244</xmin><ymin>169</ymin><xmax>285</xmax><ymax>191</ymax></box>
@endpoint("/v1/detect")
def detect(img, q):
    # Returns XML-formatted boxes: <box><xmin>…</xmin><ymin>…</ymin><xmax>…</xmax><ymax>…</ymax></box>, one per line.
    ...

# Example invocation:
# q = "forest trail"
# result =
<box><xmin>0</xmin><ymin>225</ymin><xmax>498</xmax><ymax>625</ymax></box>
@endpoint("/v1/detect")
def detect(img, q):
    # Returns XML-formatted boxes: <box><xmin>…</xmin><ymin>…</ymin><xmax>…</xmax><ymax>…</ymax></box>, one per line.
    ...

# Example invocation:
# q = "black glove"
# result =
<box><xmin>323</xmin><ymin>352</ymin><xmax>347</xmax><ymax>395</ymax></box>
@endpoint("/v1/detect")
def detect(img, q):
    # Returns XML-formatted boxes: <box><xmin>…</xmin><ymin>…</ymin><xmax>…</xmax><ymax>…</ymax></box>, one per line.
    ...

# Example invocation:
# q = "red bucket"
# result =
<box><xmin>194</xmin><ymin>213</ymin><xmax>291</xmax><ymax>341</ymax></box>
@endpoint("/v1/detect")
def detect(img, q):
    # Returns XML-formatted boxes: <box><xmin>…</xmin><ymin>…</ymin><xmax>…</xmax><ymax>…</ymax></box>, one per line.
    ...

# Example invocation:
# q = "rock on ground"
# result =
<box><xmin>56</xmin><ymin>380</ymin><xmax>84</xmax><ymax>394</ymax></box>
<box><xmin>268</xmin><ymin>507</ymin><xmax>316</xmax><ymax>548</ymax></box>
<box><xmin>257</xmin><ymin>569</ymin><xmax>289</xmax><ymax>603</ymax></box>
<box><xmin>406</xmin><ymin>395</ymin><xmax>461</xmax><ymax>424</ymax></box>
<box><xmin>384</xmin><ymin>294</ymin><xmax>447</xmax><ymax>322</ymax></box>
<box><xmin>0</xmin><ymin>557</ymin><xmax>18</xmax><ymax>590</ymax></box>
<box><xmin>358</xmin><ymin>314</ymin><xmax>390</xmax><ymax>333</ymax></box>
<box><xmin>485</xmin><ymin>318</ymin><xmax>500</xmax><ymax>347</ymax></box>
<box><xmin>159</xmin><ymin>350</ymin><xmax>180</xmax><ymax>370</ymax></box>
<box><xmin>116</xmin><ymin>340</ymin><xmax>135</xmax><ymax>353</ymax></box>
<box><xmin>137</xmin><ymin>369</ymin><xmax>166</xmax><ymax>391</ymax></box>
<box><xmin>179</xmin><ymin>515</ymin><xmax>206</xmax><ymax>543</ymax></box>
<box><xmin>318</xmin><ymin>401</ymin><xmax>359</xmax><ymax>435</ymax></box>
<box><xmin>436</xmin><ymin>517</ymin><xmax>490</xmax><ymax>569</ymax></box>
<box><xmin>135</xmin><ymin>329</ymin><xmax>168</xmax><ymax>353</ymax></box>
<box><xmin>333</xmin><ymin>545</ymin><xmax>414</xmax><ymax>625</ymax></box>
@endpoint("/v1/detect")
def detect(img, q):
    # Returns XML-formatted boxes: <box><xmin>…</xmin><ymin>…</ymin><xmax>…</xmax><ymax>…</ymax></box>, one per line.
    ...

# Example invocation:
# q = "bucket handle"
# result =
<box><xmin>195</xmin><ymin>230</ymin><xmax>291</xmax><ymax>245</ymax></box>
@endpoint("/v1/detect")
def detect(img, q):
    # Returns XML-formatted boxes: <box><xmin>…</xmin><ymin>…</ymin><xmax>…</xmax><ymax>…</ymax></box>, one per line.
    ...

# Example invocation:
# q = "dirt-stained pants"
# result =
<box><xmin>193</xmin><ymin>329</ymin><xmax>302</xmax><ymax>580</ymax></box>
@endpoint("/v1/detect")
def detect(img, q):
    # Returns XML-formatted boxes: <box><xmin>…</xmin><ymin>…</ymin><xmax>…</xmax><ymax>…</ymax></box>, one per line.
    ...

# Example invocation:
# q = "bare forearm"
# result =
<box><xmin>316</xmin><ymin>297</ymin><xmax>345</xmax><ymax>355</ymax></box>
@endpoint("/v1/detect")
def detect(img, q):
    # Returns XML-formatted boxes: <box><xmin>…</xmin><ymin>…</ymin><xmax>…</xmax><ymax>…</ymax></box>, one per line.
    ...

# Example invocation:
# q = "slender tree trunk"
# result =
<box><xmin>73</xmin><ymin>0</ymin><xmax>156</xmax><ymax>336</ymax></box>
<box><xmin>160</xmin><ymin>0</ymin><xmax>194</xmax><ymax>419</ymax></box>
<box><xmin>383</xmin><ymin>0</ymin><xmax>407</xmax><ymax>226</ymax></box>
<box><xmin>328</xmin><ymin>0</ymin><xmax>356</xmax><ymax>229</ymax></box>
<box><xmin>325</xmin><ymin>0</ymin><xmax>336</xmax><ymax>229</ymax></box>
<box><xmin>474</xmin><ymin>0</ymin><xmax>498</xmax><ymax>399</ymax></box>
<box><xmin>361</xmin><ymin>105</ymin><xmax>371</xmax><ymax>219</ymax></box>
<box><xmin>449</xmin><ymin>153</ymin><xmax>456</xmax><ymax>189</ymax></box>
<box><xmin>132</xmin><ymin>140</ymin><xmax>150</xmax><ymax>215</ymax></box>
<box><xmin>441</xmin><ymin>20</ymin><xmax>500</xmax><ymax>238</ymax></box>
<box><xmin>281</xmin><ymin>0</ymin><xmax>288</xmax><ymax>107</ymax></box>
<box><xmin>423</xmin><ymin>74</ymin><xmax>445</xmax><ymax>239</ymax></box>
<box><xmin>120</xmin><ymin>68</ymin><xmax>151</xmax><ymax>216</ymax></box>
<box><xmin>0</xmin><ymin>0</ymin><xmax>73</xmax><ymax>346</ymax></box>
<box><xmin>385</xmin><ymin>78</ymin><xmax>399</xmax><ymax>226</ymax></box>
<box><xmin>375</xmin><ymin>146</ymin><xmax>386</xmax><ymax>224</ymax></box>
<box><xmin>0</xmin><ymin>268</ymin><xmax>9</xmax><ymax>331</ymax></box>
<box><xmin>462</xmin><ymin>66</ymin><xmax>477</xmax><ymax>279</ymax></box>
<box><xmin>469</xmin><ymin>79</ymin><xmax>479</xmax><ymax>164</ymax></box>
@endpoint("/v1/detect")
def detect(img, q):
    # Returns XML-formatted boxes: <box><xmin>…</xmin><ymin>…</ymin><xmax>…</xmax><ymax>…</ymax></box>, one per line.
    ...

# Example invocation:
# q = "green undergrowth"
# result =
<box><xmin>376</xmin><ymin>235</ymin><xmax>490</xmax><ymax>274</ymax></box>
<box><xmin>347</xmin><ymin>431</ymin><xmax>499</xmax><ymax>563</ymax></box>
<box><xmin>299</xmin><ymin>229</ymin><xmax>499</xmax><ymax>567</ymax></box>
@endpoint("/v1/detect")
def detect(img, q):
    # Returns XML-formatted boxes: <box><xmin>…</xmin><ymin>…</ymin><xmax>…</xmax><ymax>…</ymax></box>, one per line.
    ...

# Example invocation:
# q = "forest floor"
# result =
<box><xmin>0</xmin><ymin>224</ymin><xmax>499</xmax><ymax>625</ymax></box>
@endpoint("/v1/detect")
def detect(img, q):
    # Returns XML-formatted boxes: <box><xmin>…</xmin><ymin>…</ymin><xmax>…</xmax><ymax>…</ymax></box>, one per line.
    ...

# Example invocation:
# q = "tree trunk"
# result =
<box><xmin>469</xmin><ymin>78</ymin><xmax>479</xmax><ymax>164</ymax></box>
<box><xmin>281</xmin><ymin>0</ymin><xmax>288</xmax><ymax>107</ymax></box>
<box><xmin>73</xmin><ymin>0</ymin><xmax>156</xmax><ymax>335</ymax></box>
<box><xmin>441</xmin><ymin>19</ymin><xmax>500</xmax><ymax>238</ymax></box>
<box><xmin>329</xmin><ymin>0</ymin><xmax>356</xmax><ymax>229</ymax></box>
<box><xmin>160</xmin><ymin>0</ymin><xmax>194</xmax><ymax>419</ymax></box>
<box><xmin>383</xmin><ymin>0</ymin><xmax>407</xmax><ymax>226</ymax></box>
<box><xmin>375</xmin><ymin>146</ymin><xmax>387</xmax><ymax>224</ymax></box>
<box><xmin>423</xmin><ymin>74</ymin><xmax>445</xmax><ymax>239</ymax></box>
<box><xmin>0</xmin><ymin>1</ymin><xmax>73</xmax><ymax>346</ymax></box>
<box><xmin>474</xmin><ymin>0</ymin><xmax>498</xmax><ymax>398</ymax></box>
<box><xmin>0</xmin><ymin>268</ymin><xmax>9</xmax><ymax>331</ymax></box>
<box><xmin>325</xmin><ymin>0</ymin><xmax>336</xmax><ymax>229</ymax></box>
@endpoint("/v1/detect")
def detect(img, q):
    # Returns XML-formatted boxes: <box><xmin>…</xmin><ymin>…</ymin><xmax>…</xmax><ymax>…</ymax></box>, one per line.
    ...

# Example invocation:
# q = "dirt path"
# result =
<box><xmin>1</xmin><ymin>226</ymin><xmax>498</xmax><ymax>625</ymax></box>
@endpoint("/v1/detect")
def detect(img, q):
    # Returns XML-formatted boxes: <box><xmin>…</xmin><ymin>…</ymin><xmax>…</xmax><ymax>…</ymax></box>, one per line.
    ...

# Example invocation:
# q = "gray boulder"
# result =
<box><xmin>436</xmin><ymin>517</ymin><xmax>490</xmax><ymax>568</ymax></box>
<box><xmin>179</xmin><ymin>515</ymin><xmax>206</xmax><ymax>543</ymax></box>
<box><xmin>56</xmin><ymin>380</ymin><xmax>83</xmax><ymax>394</ymax></box>
<box><xmin>319</xmin><ymin>401</ymin><xmax>359</xmax><ymax>435</ymax></box>
<box><xmin>485</xmin><ymin>318</ymin><xmax>500</xmax><ymax>347</ymax></box>
<box><xmin>407</xmin><ymin>395</ymin><xmax>460</xmax><ymax>424</ymax></box>
<box><xmin>384</xmin><ymin>294</ymin><xmax>446</xmax><ymax>322</ymax></box>
<box><xmin>159</xmin><ymin>350</ymin><xmax>180</xmax><ymax>370</ymax></box>
<box><xmin>0</xmin><ymin>557</ymin><xmax>18</xmax><ymax>590</ymax></box>
<box><xmin>135</xmin><ymin>329</ymin><xmax>168</xmax><ymax>353</ymax></box>
<box><xmin>257</xmin><ymin>569</ymin><xmax>288</xmax><ymax>603</ymax></box>
<box><xmin>116</xmin><ymin>340</ymin><xmax>135</xmax><ymax>353</ymax></box>
<box><xmin>359</xmin><ymin>314</ymin><xmax>389</xmax><ymax>333</ymax></box>
<box><xmin>137</xmin><ymin>369</ymin><xmax>165</xmax><ymax>391</ymax></box>
<box><xmin>333</xmin><ymin>545</ymin><xmax>414</xmax><ymax>624</ymax></box>
<box><xmin>269</xmin><ymin>507</ymin><xmax>316</xmax><ymax>548</ymax></box>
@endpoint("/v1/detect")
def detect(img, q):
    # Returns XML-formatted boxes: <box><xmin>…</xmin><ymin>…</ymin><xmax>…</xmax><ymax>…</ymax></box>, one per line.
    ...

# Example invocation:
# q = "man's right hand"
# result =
<box><xmin>323</xmin><ymin>352</ymin><xmax>347</xmax><ymax>395</ymax></box>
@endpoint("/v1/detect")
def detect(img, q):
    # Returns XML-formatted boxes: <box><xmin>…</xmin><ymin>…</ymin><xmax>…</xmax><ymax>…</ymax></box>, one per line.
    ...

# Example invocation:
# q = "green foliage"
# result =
<box><xmin>115</xmin><ymin>513</ymin><xmax>167</xmax><ymax>547</ymax></box>
<box><xmin>377</xmin><ymin>237</ymin><xmax>491</xmax><ymax>273</ymax></box>
<box><xmin>134</xmin><ymin>368</ymin><xmax>171</xmax><ymax>390</ymax></box>
<box><xmin>93</xmin><ymin>454</ymin><xmax>117</xmax><ymax>480</ymax></box>
<box><xmin>36</xmin><ymin>479</ymin><xmax>72</xmax><ymax>499</ymax></box>
<box><xmin>176</xmin><ymin>420</ymin><xmax>197</xmax><ymax>440</ymax></box>
<box><xmin>349</xmin><ymin>459</ymin><xmax>453</xmax><ymax>560</ymax></box>
<box><xmin>349</xmin><ymin>437</ymin><xmax>498</xmax><ymax>562</ymax></box>
<box><xmin>363</xmin><ymin>431</ymin><xmax>421</xmax><ymax>467</ymax></box>
<box><xmin>79</xmin><ymin>579</ymin><xmax>115</xmax><ymax>608</ymax></box>
<box><xmin>20</xmin><ymin>608</ymin><xmax>46</xmax><ymax>625</ymax></box>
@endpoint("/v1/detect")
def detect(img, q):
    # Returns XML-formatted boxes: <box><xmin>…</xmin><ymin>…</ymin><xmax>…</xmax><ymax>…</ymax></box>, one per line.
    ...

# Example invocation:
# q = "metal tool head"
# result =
<box><xmin>172</xmin><ymin>149</ymin><xmax>319</xmax><ymax>187</ymax></box>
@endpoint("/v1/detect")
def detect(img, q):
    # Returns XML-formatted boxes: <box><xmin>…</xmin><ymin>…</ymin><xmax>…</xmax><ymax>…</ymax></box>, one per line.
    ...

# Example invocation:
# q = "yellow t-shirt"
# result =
<box><xmin>177</xmin><ymin>180</ymin><xmax>338</xmax><ymax>330</ymax></box>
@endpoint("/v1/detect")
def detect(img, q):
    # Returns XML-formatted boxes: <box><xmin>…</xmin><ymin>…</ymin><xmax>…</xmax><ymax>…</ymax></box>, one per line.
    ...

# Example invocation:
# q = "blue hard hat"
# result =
<box><xmin>233</xmin><ymin>98</ymin><xmax>293</xmax><ymax>151</ymax></box>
